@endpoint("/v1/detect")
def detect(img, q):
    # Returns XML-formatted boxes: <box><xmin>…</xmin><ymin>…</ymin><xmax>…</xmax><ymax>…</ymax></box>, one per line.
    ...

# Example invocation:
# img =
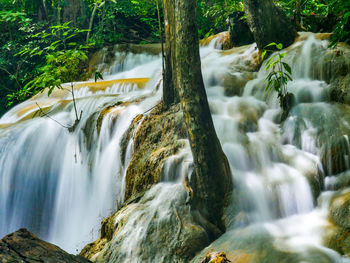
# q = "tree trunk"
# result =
<box><xmin>163</xmin><ymin>0</ymin><xmax>233</xmax><ymax>233</ymax></box>
<box><xmin>86</xmin><ymin>1</ymin><xmax>99</xmax><ymax>44</ymax></box>
<box><xmin>62</xmin><ymin>0</ymin><xmax>86</xmax><ymax>26</ymax></box>
<box><xmin>161</xmin><ymin>0</ymin><xmax>179</xmax><ymax>109</ymax></box>
<box><xmin>295</xmin><ymin>0</ymin><xmax>301</xmax><ymax>26</ymax></box>
<box><xmin>38</xmin><ymin>0</ymin><xmax>48</xmax><ymax>21</ymax></box>
<box><xmin>243</xmin><ymin>0</ymin><xmax>297</xmax><ymax>50</ymax></box>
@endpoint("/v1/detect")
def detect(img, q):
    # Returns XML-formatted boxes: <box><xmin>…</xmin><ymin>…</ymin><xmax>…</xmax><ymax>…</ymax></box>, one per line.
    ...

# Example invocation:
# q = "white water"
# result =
<box><xmin>0</xmin><ymin>34</ymin><xmax>349</xmax><ymax>261</ymax></box>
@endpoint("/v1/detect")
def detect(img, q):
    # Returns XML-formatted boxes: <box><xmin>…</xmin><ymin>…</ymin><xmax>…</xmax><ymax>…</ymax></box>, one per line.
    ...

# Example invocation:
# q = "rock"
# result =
<box><xmin>200</xmin><ymin>32</ymin><xmax>233</xmax><ymax>50</ymax></box>
<box><xmin>227</xmin><ymin>11</ymin><xmax>254</xmax><ymax>47</ymax></box>
<box><xmin>81</xmin><ymin>184</ymin><xmax>210</xmax><ymax>263</ymax></box>
<box><xmin>243</xmin><ymin>0</ymin><xmax>297</xmax><ymax>51</ymax></box>
<box><xmin>223</xmin><ymin>72</ymin><xmax>257</xmax><ymax>97</ymax></box>
<box><xmin>287</xmin><ymin>103</ymin><xmax>350</xmax><ymax>177</ymax></box>
<box><xmin>324</xmin><ymin>190</ymin><xmax>350</xmax><ymax>256</ymax></box>
<box><xmin>0</xmin><ymin>228</ymin><xmax>91</xmax><ymax>263</ymax></box>
<box><xmin>329</xmin><ymin>190</ymin><xmax>350</xmax><ymax>229</ymax></box>
<box><xmin>200</xmin><ymin>252</ymin><xmax>231</xmax><ymax>263</ymax></box>
<box><xmin>191</xmin><ymin>225</ymin><xmax>337</xmax><ymax>263</ymax></box>
<box><xmin>123</xmin><ymin>102</ymin><xmax>187</xmax><ymax>201</ymax></box>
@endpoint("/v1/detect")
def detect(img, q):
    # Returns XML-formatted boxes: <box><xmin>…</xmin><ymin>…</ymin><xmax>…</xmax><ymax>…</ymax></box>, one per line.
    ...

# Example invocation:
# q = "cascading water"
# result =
<box><xmin>0</xmin><ymin>32</ymin><xmax>349</xmax><ymax>262</ymax></box>
<box><xmin>0</xmin><ymin>49</ymin><xmax>162</xmax><ymax>253</ymax></box>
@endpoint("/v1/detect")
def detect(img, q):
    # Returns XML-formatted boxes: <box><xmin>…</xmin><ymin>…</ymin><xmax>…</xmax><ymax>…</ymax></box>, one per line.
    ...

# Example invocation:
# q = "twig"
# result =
<box><xmin>70</xmin><ymin>82</ymin><xmax>80</xmax><ymax>121</ymax></box>
<box><xmin>36</xmin><ymin>103</ymin><xmax>71</xmax><ymax>129</ymax></box>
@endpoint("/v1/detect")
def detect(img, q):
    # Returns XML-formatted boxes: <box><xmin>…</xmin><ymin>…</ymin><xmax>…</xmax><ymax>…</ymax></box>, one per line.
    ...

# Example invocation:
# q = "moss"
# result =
<box><xmin>324</xmin><ymin>190</ymin><xmax>350</xmax><ymax>256</ymax></box>
<box><xmin>124</xmin><ymin>102</ymin><xmax>187</xmax><ymax>201</ymax></box>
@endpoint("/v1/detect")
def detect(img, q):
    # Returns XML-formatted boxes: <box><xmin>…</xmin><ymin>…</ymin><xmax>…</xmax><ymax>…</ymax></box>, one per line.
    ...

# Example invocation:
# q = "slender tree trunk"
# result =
<box><xmin>295</xmin><ymin>0</ymin><xmax>301</xmax><ymax>26</ymax></box>
<box><xmin>57</xmin><ymin>0</ymin><xmax>61</xmax><ymax>24</ymax></box>
<box><xmin>243</xmin><ymin>0</ymin><xmax>297</xmax><ymax>50</ymax></box>
<box><xmin>161</xmin><ymin>0</ymin><xmax>178</xmax><ymax>109</ymax></box>
<box><xmin>62</xmin><ymin>0</ymin><xmax>85</xmax><ymax>25</ymax></box>
<box><xmin>86</xmin><ymin>1</ymin><xmax>99</xmax><ymax>44</ymax></box>
<box><xmin>163</xmin><ymin>0</ymin><xmax>233</xmax><ymax>233</ymax></box>
<box><xmin>38</xmin><ymin>0</ymin><xmax>48</xmax><ymax>21</ymax></box>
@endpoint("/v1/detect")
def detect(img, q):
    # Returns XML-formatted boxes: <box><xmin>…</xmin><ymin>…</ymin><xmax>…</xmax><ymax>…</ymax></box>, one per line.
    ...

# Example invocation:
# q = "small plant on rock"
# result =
<box><xmin>262</xmin><ymin>42</ymin><xmax>294</xmax><ymax>117</ymax></box>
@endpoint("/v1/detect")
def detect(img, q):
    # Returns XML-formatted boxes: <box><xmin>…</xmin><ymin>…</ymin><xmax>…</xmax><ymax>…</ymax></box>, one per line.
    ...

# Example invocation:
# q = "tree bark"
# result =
<box><xmin>86</xmin><ymin>1</ymin><xmax>99</xmax><ymax>44</ymax></box>
<box><xmin>243</xmin><ymin>0</ymin><xmax>297</xmax><ymax>50</ymax></box>
<box><xmin>295</xmin><ymin>0</ymin><xmax>301</xmax><ymax>26</ymax></box>
<box><xmin>62</xmin><ymin>0</ymin><xmax>86</xmax><ymax>26</ymax></box>
<box><xmin>38</xmin><ymin>0</ymin><xmax>48</xmax><ymax>21</ymax></box>
<box><xmin>163</xmin><ymin>0</ymin><xmax>233</xmax><ymax>233</ymax></box>
<box><xmin>161</xmin><ymin>0</ymin><xmax>179</xmax><ymax>109</ymax></box>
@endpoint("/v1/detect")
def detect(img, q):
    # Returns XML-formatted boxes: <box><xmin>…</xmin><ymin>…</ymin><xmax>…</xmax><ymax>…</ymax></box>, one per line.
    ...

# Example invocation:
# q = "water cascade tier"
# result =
<box><xmin>0</xmin><ymin>32</ymin><xmax>349</xmax><ymax>262</ymax></box>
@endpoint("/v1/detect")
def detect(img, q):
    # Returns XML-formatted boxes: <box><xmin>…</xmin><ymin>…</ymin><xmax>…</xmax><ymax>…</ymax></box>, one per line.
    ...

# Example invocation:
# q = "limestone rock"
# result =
<box><xmin>324</xmin><ymin>190</ymin><xmax>350</xmax><ymax>256</ymax></box>
<box><xmin>123</xmin><ymin>102</ymin><xmax>187</xmax><ymax>201</ymax></box>
<box><xmin>81</xmin><ymin>184</ymin><xmax>209</xmax><ymax>263</ymax></box>
<box><xmin>0</xmin><ymin>228</ymin><xmax>91</xmax><ymax>263</ymax></box>
<box><xmin>192</xmin><ymin>225</ymin><xmax>340</xmax><ymax>263</ymax></box>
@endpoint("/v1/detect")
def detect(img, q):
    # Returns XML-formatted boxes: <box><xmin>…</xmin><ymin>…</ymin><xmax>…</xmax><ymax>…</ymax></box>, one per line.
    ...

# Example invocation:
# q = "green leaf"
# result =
<box><xmin>276</xmin><ymin>43</ymin><xmax>283</xmax><ymax>50</ymax></box>
<box><xmin>94</xmin><ymin>71</ymin><xmax>103</xmax><ymax>82</ymax></box>
<box><xmin>261</xmin><ymin>50</ymin><xmax>267</xmax><ymax>60</ymax></box>
<box><xmin>282</xmin><ymin>62</ymin><xmax>292</xmax><ymax>75</ymax></box>
<box><xmin>265</xmin><ymin>42</ymin><xmax>277</xmax><ymax>48</ymax></box>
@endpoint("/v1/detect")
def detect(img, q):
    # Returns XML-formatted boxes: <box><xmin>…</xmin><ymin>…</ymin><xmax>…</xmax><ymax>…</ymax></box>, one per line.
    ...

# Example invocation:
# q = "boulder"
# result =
<box><xmin>123</xmin><ymin>102</ymin><xmax>187</xmax><ymax>201</ymax></box>
<box><xmin>324</xmin><ymin>190</ymin><xmax>350</xmax><ymax>256</ymax></box>
<box><xmin>0</xmin><ymin>228</ymin><xmax>91</xmax><ymax>263</ymax></box>
<box><xmin>80</xmin><ymin>184</ymin><xmax>209</xmax><ymax>263</ymax></box>
<box><xmin>227</xmin><ymin>11</ymin><xmax>254</xmax><ymax>47</ymax></box>
<box><xmin>200</xmin><ymin>32</ymin><xmax>233</xmax><ymax>50</ymax></box>
<box><xmin>191</xmin><ymin>225</ymin><xmax>337</xmax><ymax>263</ymax></box>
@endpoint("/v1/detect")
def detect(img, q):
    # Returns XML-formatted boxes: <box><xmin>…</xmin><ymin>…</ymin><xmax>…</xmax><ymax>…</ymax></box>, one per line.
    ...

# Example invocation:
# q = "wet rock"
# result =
<box><xmin>287</xmin><ymin>103</ymin><xmax>350</xmax><ymax>177</ymax></box>
<box><xmin>200</xmin><ymin>251</ymin><xmax>231</xmax><ymax>263</ymax></box>
<box><xmin>324</xmin><ymin>190</ymin><xmax>350</xmax><ymax>256</ymax></box>
<box><xmin>222</xmin><ymin>72</ymin><xmax>257</xmax><ymax>97</ymax></box>
<box><xmin>191</xmin><ymin>225</ymin><xmax>339</xmax><ymax>263</ymax></box>
<box><xmin>329</xmin><ymin>190</ymin><xmax>350</xmax><ymax>229</ymax></box>
<box><xmin>0</xmin><ymin>228</ymin><xmax>91</xmax><ymax>263</ymax></box>
<box><xmin>81</xmin><ymin>184</ymin><xmax>209</xmax><ymax>263</ymax></box>
<box><xmin>227</xmin><ymin>11</ymin><xmax>254</xmax><ymax>47</ymax></box>
<box><xmin>200</xmin><ymin>32</ymin><xmax>233</xmax><ymax>50</ymax></box>
<box><xmin>124</xmin><ymin>103</ymin><xmax>187</xmax><ymax>201</ymax></box>
<box><xmin>89</xmin><ymin>44</ymin><xmax>161</xmax><ymax>73</ymax></box>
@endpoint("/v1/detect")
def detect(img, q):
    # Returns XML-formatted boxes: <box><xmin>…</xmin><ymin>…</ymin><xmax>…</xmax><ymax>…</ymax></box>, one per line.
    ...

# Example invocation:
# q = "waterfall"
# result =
<box><xmin>0</xmin><ymin>34</ymin><xmax>349</xmax><ymax>262</ymax></box>
<box><xmin>0</xmin><ymin>49</ymin><xmax>162</xmax><ymax>253</ymax></box>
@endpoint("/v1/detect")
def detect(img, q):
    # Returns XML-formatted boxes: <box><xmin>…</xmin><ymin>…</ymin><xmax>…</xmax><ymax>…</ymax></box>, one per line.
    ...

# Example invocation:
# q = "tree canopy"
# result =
<box><xmin>0</xmin><ymin>0</ymin><xmax>348</xmax><ymax>115</ymax></box>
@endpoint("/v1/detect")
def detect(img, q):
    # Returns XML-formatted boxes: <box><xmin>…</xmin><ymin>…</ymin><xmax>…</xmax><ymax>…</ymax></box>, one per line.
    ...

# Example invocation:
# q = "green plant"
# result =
<box><xmin>7</xmin><ymin>22</ymin><xmax>92</xmax><ymax>106</ymax></box>
<box><xmin>262</xmin><ymin>42</ymin><xmax>294</xmax><ymax>117</ymax></box>
<box><xmin>261</xmin><ymin>43</ymin><xmax>292</xmax><ymax>97</ymax></box>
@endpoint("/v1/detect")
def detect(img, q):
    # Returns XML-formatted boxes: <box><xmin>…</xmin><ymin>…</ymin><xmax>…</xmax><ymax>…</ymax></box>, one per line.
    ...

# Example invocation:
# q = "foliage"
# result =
<box><xmin>261</xmin><ymin>43</ymin><xmax>293</xmax><ymax>97</ymax></box>
<box><xmin>197</xmin><ymin>0</ymin><xmax>243</xmax><ymax>39</ymax></box>
<box><xmin>329</xmin><ymin>0</ymin><xmax>350</xmax><ymax>47</ymax></box>
<box><xmin>7</xmin><ymin>22</ymin><xmax>91</xmax><ymax>106</ymax></box>
<box><xmin>90</xmin><ymin>0</ymin><xmax>159</xmax><ymax>46</ymax></box>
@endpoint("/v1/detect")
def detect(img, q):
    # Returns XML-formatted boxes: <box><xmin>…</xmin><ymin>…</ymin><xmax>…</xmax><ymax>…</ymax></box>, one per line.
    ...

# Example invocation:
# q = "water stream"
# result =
<box><xmin>0</xmin><ymin>33</ymin><xmax>349</xmax><ymax>261</ymax></box>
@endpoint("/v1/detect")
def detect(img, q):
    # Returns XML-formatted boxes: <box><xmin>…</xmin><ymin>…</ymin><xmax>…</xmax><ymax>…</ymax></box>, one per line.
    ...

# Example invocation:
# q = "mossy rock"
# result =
<box><xmin>124</xmin><ymin>102</ymin><xmax>187</xmax><ymax>201</ymax></box>
<box><xmin>82</xmin><ymin>184</ymin><xmax>209</xmax><ymax>263</ymax></box>
<box><xmin>329</xmin><ymin>190</ymin><xmax>350</xmax><ymax>229</ymax></box>
<box><xmin>191</xmin><ymin>225</ymin><xmax>339</xmax><ymax>263</ymax></box>
<box><xmin>324</xmin><ymin>190</ymin><xmax>350</xmax><ymax>257</ymax></box>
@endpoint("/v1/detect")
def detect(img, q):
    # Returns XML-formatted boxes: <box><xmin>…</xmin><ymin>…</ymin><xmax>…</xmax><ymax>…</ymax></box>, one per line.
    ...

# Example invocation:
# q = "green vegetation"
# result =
<box><xmin>0</xmin><ymin>0</ymin><xmax>348</xmax><ymax>116</ymax></box>
<box><xmin>261</xmin><ymin>43</ymin><xmax>292</xmax><ymax>97</ymax></box>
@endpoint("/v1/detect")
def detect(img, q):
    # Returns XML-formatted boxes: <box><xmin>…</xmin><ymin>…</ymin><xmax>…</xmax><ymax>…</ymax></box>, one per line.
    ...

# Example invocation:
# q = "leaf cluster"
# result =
<box><xmin>262</xmin><ymin>43</ymin><xmax>293</xmax><ymax>97</ymax></box>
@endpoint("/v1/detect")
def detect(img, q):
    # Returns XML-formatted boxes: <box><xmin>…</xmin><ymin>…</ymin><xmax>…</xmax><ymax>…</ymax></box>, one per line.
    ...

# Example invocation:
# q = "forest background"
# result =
<box><xmin>0</xmin><ymin>0</ymin><xmax>349</xmax><ymax>116</ymax></box>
